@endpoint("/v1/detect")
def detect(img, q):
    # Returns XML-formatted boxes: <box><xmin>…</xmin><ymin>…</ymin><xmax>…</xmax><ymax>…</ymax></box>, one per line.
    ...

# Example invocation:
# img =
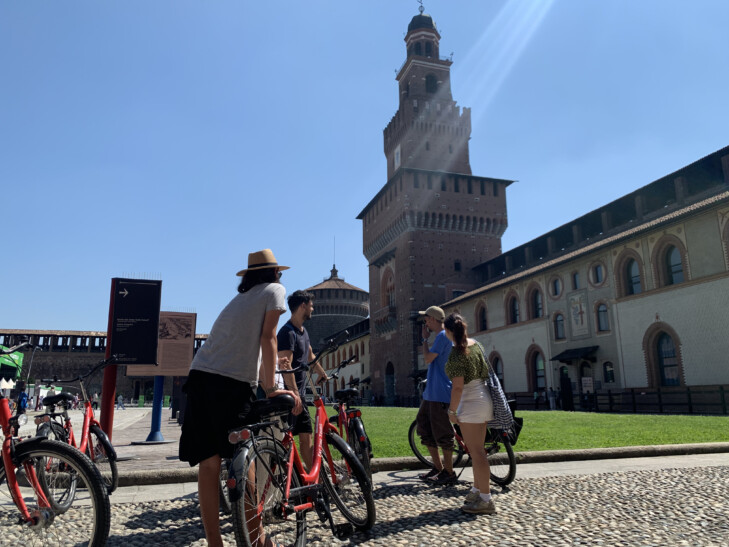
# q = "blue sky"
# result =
<box><xmin>2</xmin><ymin>1</ymin><xmax>727</xmax><ymax>334</ymax></box>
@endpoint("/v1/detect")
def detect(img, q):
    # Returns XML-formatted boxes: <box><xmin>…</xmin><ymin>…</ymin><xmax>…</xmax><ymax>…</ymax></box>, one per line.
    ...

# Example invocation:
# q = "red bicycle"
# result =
<box><xmin>226</xmin><ymin>331</ymin><xmax>375</xmax><ymax>546</ymax></box>
<box><xmin>0</xmin><ymin>341</ymin><xmax>111</xmax><ymax>546</ymax></box>
<box><xmin>36</xmin><ymin>357</ymin><xmax>119</xmax><ymax>496</ymax></box>
<box><xmin>327</xmin><ymin>355</ymin><xmax>373</xmax><ymax>477</ymax></box>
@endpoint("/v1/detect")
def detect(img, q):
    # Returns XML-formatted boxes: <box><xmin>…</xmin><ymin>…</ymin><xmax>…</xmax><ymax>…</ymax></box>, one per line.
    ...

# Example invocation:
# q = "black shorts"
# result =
<box><xmin>179</xmin><ymin>369</ymin><xmax>255</xmax><ymax>467</ymax></box>
<box><xmin>291</xmin><ymin>402</ymin><xmax>313</xmax><ymax>435</ymax></box>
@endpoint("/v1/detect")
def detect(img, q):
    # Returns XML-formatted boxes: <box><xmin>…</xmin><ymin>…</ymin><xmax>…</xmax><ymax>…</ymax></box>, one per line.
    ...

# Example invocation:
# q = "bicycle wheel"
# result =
<box><xmin>485</xmin><ymin>432</ymin><xmax>517</xmax><ymax>486</ymax></box>
<box><xmin>230</xmin><ymin>437</ymin><xmax>306</xmax><ymax>547</ymax></box>
<box><xmin>0</xmin><ymin>438</ymin><xmax>111</xmax><ymax>546</ymax></box>
<box><xmin>408</xmin><ymin>420</ymin><xmax>465</xmax><ymax>469</ymax></box>
<box><xmin>86</xmin><ymin>425</ymin><xmax>118</xmax><ymax>494</ymax></box>
<box><xmin>321</xmin><ymin>432</ymin><xmax>375</xmax><ymax>531</ymax></box>
<box><xmin>348</xmin><ymin>419</ymin><xmax>371</xmax><ymax>477</ymax></box>
<box><xmin>34</xmin><ymin>424</ymin><xmax>78</xmax><ymax>513</ymax></box>
<box><xmin>219</xmin><ymin>458</ymin><xmax>231</xmax><ymax>514</ymax></box>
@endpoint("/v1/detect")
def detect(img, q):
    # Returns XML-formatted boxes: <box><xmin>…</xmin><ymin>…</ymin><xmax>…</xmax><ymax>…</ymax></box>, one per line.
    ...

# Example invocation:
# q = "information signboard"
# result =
<box><xmin>127</xmin><ymin>312</ymin><xmax>196</xmax><ymax>376</ymax></box>
<box><xmin>108</xmin><ymin>278</ymin><xmax>162</xmax><ymax>366</ymax></box>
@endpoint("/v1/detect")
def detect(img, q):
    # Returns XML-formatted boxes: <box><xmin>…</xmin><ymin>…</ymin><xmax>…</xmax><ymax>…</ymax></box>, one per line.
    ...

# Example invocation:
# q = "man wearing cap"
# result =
<box><xmin>179</xmin><ymin>249</ymin><xmax>303</xmax><ymax>547</ymax></box>
<box><xmin>416</xmin><ymin>305</ymin><xmax>456</xmax><ymax>485</ymax></box>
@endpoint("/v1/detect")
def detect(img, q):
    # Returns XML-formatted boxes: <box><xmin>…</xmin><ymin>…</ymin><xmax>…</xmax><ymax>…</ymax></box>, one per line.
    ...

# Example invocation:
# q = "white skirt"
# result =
<box><xmin>457</xmin><ymin>379</ymin><xmax>494</xmax><ymax>423</ymax></box>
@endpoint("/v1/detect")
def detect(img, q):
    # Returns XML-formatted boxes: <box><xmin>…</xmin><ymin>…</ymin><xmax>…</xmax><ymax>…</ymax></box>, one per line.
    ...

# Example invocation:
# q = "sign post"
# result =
<box><xmin>101</xmin><ymin>278</ymin><xmax>162</xmax><ymax>440</ymax></box>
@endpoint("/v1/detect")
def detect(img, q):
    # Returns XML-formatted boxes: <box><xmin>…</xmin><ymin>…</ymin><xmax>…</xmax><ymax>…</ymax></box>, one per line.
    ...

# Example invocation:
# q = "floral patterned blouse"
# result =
<box><xmin>445</xmin><ymin>342</ymin><xmax>490</xmax><ymax>384</ymax></box>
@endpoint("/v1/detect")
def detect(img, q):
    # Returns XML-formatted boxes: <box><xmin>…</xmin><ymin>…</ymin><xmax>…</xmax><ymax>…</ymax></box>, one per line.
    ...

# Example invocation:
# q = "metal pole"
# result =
<box><xmin>145</xmin><ymin>375</ymin><xmax>165</xmax><ymax>442</ymax></box>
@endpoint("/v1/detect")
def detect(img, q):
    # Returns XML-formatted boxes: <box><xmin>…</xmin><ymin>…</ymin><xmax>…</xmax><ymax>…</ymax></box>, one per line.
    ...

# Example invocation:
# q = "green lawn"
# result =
<box><xmin>323</xmin><ymin>407</ymin><xmax>729</xmax><ymax>459</ymax></box>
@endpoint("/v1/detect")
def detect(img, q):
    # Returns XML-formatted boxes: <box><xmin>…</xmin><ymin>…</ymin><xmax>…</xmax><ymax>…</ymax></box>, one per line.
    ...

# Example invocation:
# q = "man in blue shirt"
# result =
<box><xmin>416</xmin><ymin>305</ymin><xmax>455</xmax><ymax>485</ymax></box>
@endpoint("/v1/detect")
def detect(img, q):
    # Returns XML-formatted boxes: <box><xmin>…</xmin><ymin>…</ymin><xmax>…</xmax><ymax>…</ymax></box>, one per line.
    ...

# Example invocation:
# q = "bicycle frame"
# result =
<box><xmin>276</xmin><ymin>381</ymin><xmax>342</xmax><ymax>513</ymax></box>
<box><xmin>0</xmin><ymin>396</ymin><xmax>52</xmax><ymax>523</ymax></box>
<box><xmin>39</xmin><ymin>356</ymin><xmax>116</xmax><ymax>456</ymax></box>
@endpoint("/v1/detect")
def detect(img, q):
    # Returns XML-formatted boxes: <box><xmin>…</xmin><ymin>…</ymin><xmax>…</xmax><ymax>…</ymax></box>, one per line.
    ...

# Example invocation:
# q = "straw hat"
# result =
<box><xmin>236</xmin><ymin>249</ymin><xmax>290</xmax><ymax>276</ymax></box>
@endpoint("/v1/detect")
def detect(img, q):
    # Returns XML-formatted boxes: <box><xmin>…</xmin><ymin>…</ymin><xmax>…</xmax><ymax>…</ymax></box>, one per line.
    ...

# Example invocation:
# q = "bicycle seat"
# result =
<box><xmin>249</xmin><ymin>394</ymin><xmax>295</xmax><ymax>419</ymax></box>
<box><xmin>334</xmin><ymin>388</ymin><xmax>359</xmax><ymax>403</ymax></box>
<box><xmin>43</xmin><ymin>392</ymin><xmax>75</xmax><ymax>406</ymax></box>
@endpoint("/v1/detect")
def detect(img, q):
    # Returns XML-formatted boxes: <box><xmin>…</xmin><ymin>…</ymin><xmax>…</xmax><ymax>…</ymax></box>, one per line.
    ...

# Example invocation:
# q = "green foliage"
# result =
<box><xmin>340</xmin><ymin>407</ymin><xmax>729</xmax><ymax>459</ymax></box>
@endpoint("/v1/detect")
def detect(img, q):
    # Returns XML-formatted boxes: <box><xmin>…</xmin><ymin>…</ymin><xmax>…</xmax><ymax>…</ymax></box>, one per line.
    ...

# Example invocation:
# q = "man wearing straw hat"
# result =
<box><xmin>179</xmin><ymin>249</ymin><xmax>303</xmax><ymax>547</ymax></box>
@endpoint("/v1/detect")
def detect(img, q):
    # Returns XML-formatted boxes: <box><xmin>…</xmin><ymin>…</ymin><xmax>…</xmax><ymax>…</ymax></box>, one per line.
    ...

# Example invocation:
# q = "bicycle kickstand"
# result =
<box><xmin>315</xmin><ymin>491</ymin><xmax>354</xmax><ymax>540</ymax></box>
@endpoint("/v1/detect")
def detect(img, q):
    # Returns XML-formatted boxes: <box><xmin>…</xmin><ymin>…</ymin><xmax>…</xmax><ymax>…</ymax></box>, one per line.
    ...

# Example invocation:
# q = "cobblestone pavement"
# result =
<box><xmin>16</xmin><ymin>408</ymin><xmax>729</xmax><ymax>546</ymax></box>
<box><xmin>100</xmin><ymin>464</ymin><xmax>729</xmax><ymax>547</ymax></box>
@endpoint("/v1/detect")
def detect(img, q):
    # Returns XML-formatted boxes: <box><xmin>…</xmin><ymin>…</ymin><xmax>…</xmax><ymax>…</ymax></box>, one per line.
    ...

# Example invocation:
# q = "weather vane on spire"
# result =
<box><xmin>418</xmin><ymin>0</ymin><xmax>424</xmax><ymax>15</ymax></box>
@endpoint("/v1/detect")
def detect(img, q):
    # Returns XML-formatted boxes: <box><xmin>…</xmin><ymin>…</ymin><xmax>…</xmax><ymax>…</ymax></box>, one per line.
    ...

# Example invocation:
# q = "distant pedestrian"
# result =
<box><xmin>548</xmin><ymin>387</ymin><xmax>556</xmax><ymax>410</ymax></box>
<box><xmin>17</xmin><ymin>390</ymin><xmax>28</xmax><ymax>415</ymax></box>
<box><xmin>116</xmin><ymin>394</ymin><xmax>126</xmax><ymax>410</ymax></box>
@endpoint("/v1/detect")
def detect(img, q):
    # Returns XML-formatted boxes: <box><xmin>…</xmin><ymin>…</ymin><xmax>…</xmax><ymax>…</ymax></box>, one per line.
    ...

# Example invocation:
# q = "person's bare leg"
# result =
<box><xmin>441</xmin><ymin>448</ymin><xmax>454</xmax><ymax>474</ymax></box>
<box><xmin>299</xmin><ymin>433</ymin><xmax>313</xmax><ymax>470</ymax></box>
<box><xmin>198</xmin><ymin>455</ymin><xmax>224</xmax><ymax>547</ymax></box>
<box><xmin>426</xmin><ymin>445</ymin><xmax>443</xmax><ymax>470</ymax></box>
<box><xmin>460</xmin><ymin>423</ymin><xmax>490</xmax><ymax>494</ymax></box>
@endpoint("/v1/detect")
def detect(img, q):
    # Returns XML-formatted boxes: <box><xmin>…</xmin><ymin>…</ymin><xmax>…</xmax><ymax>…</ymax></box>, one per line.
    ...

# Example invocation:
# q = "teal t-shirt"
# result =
<box><xmin>423</xmin><ymin>330</ymin><xmax>453</xmax><ymax>403</ymax></box>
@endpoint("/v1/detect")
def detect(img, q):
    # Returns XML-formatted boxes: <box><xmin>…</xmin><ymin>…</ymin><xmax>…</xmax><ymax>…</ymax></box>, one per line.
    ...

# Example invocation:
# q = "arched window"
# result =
<box><xmin>591</xmin><ymin>263</ymin><xmax>605</xmax><ymax>285</ymax></box>
<box><xmin>533</xmin><ymin>352</ymin><xmax>546</xmax><ymax>391</ymax></box>
<box><xmin>571</xmin><ymin>271</ymin><xmax>580</xmax><ymax>290</ymax></box>
<box><xmin>381</xmin><ymin>268</ymin><xmax>395</xmax><ymax>309</ymax></box>
<box><xmin>530</xmin><ymin>289</ymin><xmax>543</xmax><ymax>319</ymax></box>
<box><xmin>664</xmin><ymin>245</ymin><xmax>684</xmax><ymax>285</ymax></box>
<box><xmin>657</xmin><ymin>333</ymin><xmax>680</xmax><ymax>386</ymax></box>
<box><xmin>507</xmin><ymin>295</ymin><xmax>520</xmax><ymax>325</ymax></box>
<box><xmin>554</xmin><ymin>314</ymin><xmax>565</xmax><ymax>340</ymax></box>
<box><xmin>425</xmin><ymin>74</ymin><xmax>437</xmax><ymax>94</ymax></box>
<box><xmin>550</xmin><ymin>277</ymin><xmax>562</xmax><ymax>298</ymax></box>
<box><xmin>596</xmin><ymin>303</ymin><xmax>609</xmax><ymax>332</ymax></box>
<box><xmin>414</xmin><ymin>42</ymin><xmax>422</xmax><ymax>56</ymax></box>
<box><xmin>475</xmin><ymin>303</ymin><xmax>488</xmax><ymax>332</ymax></box>
<box><xmin>425</xmin><ymin>41</ymin><xmax>433</xmax><ymax>57</ymax></box>
<box><xmin>652</xmin><ymin>236</ymin><xmax>688</xmax><ymax>288</ymax></box>
<box><xmin>626</xmin><ymin>258</ymin><xmax>642</xmax><ymax>295</ymax></box>
<box><xmin>492</xmin><ymin>356</ymin><xmax>504</xmax><ymax>387</ymax></box>
<box><xmin>603</xmin><ymin>361</ymin><xmax>615</xmax><ymax>383</ymax></box>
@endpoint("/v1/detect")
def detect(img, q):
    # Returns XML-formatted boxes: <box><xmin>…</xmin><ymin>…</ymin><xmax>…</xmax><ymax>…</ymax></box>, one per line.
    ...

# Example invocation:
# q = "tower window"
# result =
<box><xmin>454</xmin><ymin>178</ymin><xmax>460</xmax><ymax>192</ymax></box>
<box><xmin>415</xmin><ymin>42</ymin><xmax>422</xmax><ymax>56</ymax></box>
<box><xmin>425</xmin><ymin>74</ymin><xmax>438</xmax><ymax>94</ymax></box>
<box><xmin>425</xmin><ymin>41</ymin><xmax>433</xmax><ymax>57</ymax></box>
<box><xmin>441</xmin><ymin>179</ymin><xmax>446</xmax><ymax>191</ymax></box>
<box><xmin>454</xmin><ymin>260</ymin><xmax>461</xmax><ymax>272</ymax></box>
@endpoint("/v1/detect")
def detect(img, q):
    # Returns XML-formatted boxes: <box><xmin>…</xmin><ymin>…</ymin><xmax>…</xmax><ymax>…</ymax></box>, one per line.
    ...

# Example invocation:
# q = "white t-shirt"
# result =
<box><xmin>190</xmin><ymin>283</ymin><xmax>286</xmax><ymax>384</ymax></box>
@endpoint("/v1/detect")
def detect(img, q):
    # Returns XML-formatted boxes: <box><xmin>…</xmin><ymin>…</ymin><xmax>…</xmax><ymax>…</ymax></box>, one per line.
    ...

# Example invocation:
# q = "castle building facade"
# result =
<box><xmin>443</xmin><ymin>146</ymin><xmax>729</xmax><ymax>403</ymax></box>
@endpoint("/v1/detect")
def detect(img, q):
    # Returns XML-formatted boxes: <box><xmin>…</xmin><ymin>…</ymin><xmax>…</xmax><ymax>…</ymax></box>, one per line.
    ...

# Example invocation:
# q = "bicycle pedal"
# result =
<box><xmin>332</xmin><ymin>523</ymin><xmax>353</xmax><ymax>540</ymax></box>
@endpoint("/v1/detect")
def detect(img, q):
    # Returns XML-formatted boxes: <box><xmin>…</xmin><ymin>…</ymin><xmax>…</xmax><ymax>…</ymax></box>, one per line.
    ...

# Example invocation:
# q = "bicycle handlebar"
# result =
<box><xmin>328</xmin><ymin>354</ymin><xmax>358</xmax><ymax>380</ymax></box>
<box><xmin>39</xmin><ymin>355</ymin><xmax>119</xmax><ymax>386</ymax></box>
<box><xmin>0</xmin><ymin>341</ymin><xmax>35</xmax><ymax>355</ymax></box>
<box><xmin>275</xmin><ymin>330</ymin><xmax>349</xmax><ymax>376</ymax></box>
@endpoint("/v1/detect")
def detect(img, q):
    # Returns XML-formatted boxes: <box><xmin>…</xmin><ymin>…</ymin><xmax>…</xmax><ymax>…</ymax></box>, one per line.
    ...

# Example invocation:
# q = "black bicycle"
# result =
<box><xmin>408</xmin><ymin>378</ymin><xmax>518</xmax><ymax>486</ymax></box>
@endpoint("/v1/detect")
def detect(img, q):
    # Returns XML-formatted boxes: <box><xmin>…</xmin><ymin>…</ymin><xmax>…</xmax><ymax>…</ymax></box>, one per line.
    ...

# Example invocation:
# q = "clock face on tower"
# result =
<box><xmin>394</xmin><ymin>144</ymin><xmax>401</xmax><ymax>170</ymax></box>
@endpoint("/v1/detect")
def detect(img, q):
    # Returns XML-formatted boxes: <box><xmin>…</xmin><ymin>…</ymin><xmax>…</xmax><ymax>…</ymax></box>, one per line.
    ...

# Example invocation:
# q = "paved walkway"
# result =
<box><xmin>19</xmin><ymin>408</ymin><xmax>729</xmax><ymax>546</ymax></box>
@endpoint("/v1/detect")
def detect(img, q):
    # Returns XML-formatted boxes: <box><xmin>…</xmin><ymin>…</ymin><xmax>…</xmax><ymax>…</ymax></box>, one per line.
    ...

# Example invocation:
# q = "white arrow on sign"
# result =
<box><xmin>119</xmin><ymin>289</ymin><xmax>129</xmax><ymax>298</ymax></box>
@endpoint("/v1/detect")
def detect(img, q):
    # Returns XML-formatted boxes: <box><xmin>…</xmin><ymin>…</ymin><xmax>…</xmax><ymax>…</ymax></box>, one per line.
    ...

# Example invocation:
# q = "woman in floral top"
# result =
<box><xmin>443</xmin><ymin>313</ymin><xmax>496</xmax><ymax>515</ymax></box>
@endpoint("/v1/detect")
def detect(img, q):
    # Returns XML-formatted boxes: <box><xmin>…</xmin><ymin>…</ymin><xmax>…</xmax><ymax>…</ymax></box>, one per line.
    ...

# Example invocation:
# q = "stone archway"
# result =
<box><xmin>385</xmin><ymin>362</ymin><xmax>396</xmax><ymax>406</ymax></box>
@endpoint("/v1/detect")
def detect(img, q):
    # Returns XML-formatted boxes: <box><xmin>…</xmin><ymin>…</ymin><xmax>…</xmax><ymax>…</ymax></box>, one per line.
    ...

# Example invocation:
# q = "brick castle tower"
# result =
<box><xmin>357</xmin><ymin>7</ymin><xmax>513</xmax><ymax>403</ymax></box>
